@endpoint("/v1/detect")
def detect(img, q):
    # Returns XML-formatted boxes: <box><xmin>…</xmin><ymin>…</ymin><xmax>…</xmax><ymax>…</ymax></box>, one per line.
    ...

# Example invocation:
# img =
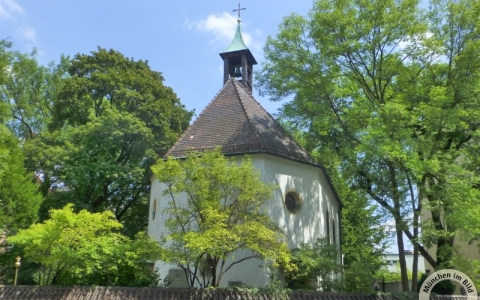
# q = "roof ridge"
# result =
<box><xmin>165</xmin><ymin>82</ymin><xmax>233</xmax><ymax>157</ymax></box>
<box><xmin>232</xmin><ymin>78</ymin><xmax>263</xmax><ymax>149</ymax></box>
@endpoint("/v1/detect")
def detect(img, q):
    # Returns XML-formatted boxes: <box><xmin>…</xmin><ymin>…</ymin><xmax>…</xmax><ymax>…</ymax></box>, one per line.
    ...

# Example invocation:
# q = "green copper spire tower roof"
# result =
<box><xmin>222</xmin><ymin>21</ymin><xmax>248</xmax><ymax>53</ymax></box>
<box><xmin>219</xmin><ymin>13</ymin><xmax>257</xmax><ymax>91</ymax></box>
<box><xmin>219</xmin><ymin>19</ymin><xmax>257</xmax><ymax>65</ymax></box>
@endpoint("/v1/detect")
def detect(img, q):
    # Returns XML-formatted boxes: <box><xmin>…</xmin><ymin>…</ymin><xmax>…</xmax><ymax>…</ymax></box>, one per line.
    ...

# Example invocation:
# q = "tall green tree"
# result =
<box><xmin>0</xmin><ymin>40</ymin><xmax>12</xmax><ymax>120</ymax></box>
<box><xmin>152</xmin><ymin>150</ymin><xmax>291</xmax><ymax>287</ymax></box>
<box><xmin>8</xmin><ymin>204</ymin><xmax>163</xmax><ymax>286</ymax></box>
<box><xmin>51</xmin><ymin>47</ymin><xmax>191</xmax><ymax>155</ymax></box>
<box><xmin>284</xmin><ymin>239</ymin><xmax>342</xmax><ymax>291</ymax></box>
<box><xmin>281</xmin><ymin>121</ymin><xmax>390</xmax><ymax>292</ymax></box>
<box><xmin>24</xmin><ymin>48</ymin><xmax>192</xmax><ymax>235</ymax></box>
<box><xmin>0</xmin><ymin>125</ymin><xmax>43</xmax><ymax>285</ymax></box>
<box><xmin>30</xmin><ymin>108</ymin><xmax>155</xmax><ymax>236</ymax></box>
<box><xmin>0</xmin><ymin>125</ymin><xmax>42</xmax><ymax>236</ymax></box>
<box><xmin>1</xmin><ymin>50</ymin><xmax>68</xmax><ymax>140</ymax></box>
<box><xmin>257</xmin><ymin>0</ymin><xmax>480</xmax><ymax>291</ymax></box>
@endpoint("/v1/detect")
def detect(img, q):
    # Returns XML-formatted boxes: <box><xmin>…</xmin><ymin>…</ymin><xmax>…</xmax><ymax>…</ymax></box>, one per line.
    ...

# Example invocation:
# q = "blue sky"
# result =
<box><xmin>0</xmin><ymin>0</ymin><xmax>314</xmax><ymax>117</ymax></box>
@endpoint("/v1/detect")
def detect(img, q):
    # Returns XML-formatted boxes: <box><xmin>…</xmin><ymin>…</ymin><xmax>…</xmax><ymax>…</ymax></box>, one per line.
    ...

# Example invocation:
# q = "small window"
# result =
<box><xmin>152</xmin><ymin>198</ymin><xmax>157</xmax><ymax>219</ymax></box>
<box><xmin>332</xmin><ymin>218</ymin><xmax>336</xmax><ymax>245</ymax></box>
<box><xmin>326</xmin><ymin>210</ymin><xmax>330</xmax><ymax>243</ymax></box>
<box><xmin>285</xmin><ymin>191</ymin><xmax>301</xmax><ymax>213</ymax></box>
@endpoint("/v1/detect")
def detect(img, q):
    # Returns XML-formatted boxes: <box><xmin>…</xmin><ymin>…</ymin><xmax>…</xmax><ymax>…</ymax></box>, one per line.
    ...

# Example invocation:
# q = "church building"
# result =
<box><xmin>148</xmin><ymin>16</ymin><xmax>342</xmax><ymax>288</ymax></box>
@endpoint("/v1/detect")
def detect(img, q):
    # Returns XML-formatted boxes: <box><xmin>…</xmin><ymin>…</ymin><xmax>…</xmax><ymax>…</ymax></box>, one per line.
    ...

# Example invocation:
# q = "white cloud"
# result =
<box><xmin>186</xmin><ymin>12</ymin><xmax>261</xmax><ymax>52</ymax></box>
<box><xmin>0</xmin><ymin>0</ymin><xmax>24</xmax><ymax>20</ymax></box>
<box><xmin>18</xmin><ymin>27</ymin><xmax>35</xmax><ymax>42</ymax></box>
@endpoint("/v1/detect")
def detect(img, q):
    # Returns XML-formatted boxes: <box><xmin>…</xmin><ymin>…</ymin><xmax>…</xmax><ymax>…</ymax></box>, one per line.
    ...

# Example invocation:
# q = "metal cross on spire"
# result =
<box><xmin>233</xmin><ymin>3</ymin><xmax>246</xmax><ymax>22</ymax></box>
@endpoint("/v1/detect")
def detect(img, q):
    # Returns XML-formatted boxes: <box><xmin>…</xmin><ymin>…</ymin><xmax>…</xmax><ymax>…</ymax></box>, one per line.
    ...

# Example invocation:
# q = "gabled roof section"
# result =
<box><xmin>165</xmin><ymin>78</ymin><xmax>313</xmax><ymax>164</ymax></box>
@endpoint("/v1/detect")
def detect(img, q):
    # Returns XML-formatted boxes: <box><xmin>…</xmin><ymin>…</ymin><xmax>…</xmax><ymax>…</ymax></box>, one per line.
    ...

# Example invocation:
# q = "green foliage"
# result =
<box><xmin>325</xmin><ymin>152</ymin><xmax>390</xmax><ymax>292</ymax></box>
<box><xmin>0</xmin><ymin>43</ymin><xmax>191</xmax><ymax>286</ymax></box>
<box><xmin>152</xmin><ymin>149</ymin><xmax>291</xmax><ymax>287</ymax></box>
<box><xmin>0</xmin><ymin>49</ymin><xmax>68</xmax><ymax>139</ymax></box>
<box><xmin>0</xmin><ymin>125</ymin><xmax>42</xmax><ymax>236</ymax></box>
<box><xmin>343</xmin><ymin>261</ymin><xmax>378</xmax><ymax>293</ymax></box>
<box><xmin>0</xmin><ymin>40</ymin><xmax>13</xmax><ymax>121</ymax></box>
<box><xmin>7</xmin><ymin>204</ymin><xmax>163</xmax><ymax>286</ymax></box>
<box><xmin>280</xmin><ymin>100</ymin><xmax>390</xmax><ymax>293</ymax></box>
<box><xmin>284</xmin><ymin>239</ymin><xmax>342</xmax><ymax>291</ymax></box>
<box><xmin>0</xmin><ymin>124</ymin><xmax>43</xmax><ymax>284</ymax></box>
<box><xmin>30</xmin><ymin>108</ymin><xmax>155</xmax><ymax>235</ymax></box>
<box><xmin>52</xmin><ymin>47</ymin><xmax>192</xmax><ymax>155</ymax></box>
<box><xmin>375</xmin><ymin>267</ymin><xmax>420</xmax><ymax>283</ymax></box>
<box><xmin>448</xmin><ymin>252</ymin><xmax>480</xmax><ymax>289</ymax></box>
<box><xmin>257</xmin><ymin>0</ymin><xmax>480</xmax><ymax>288</ymax></box>
<box><xmin>341</xmin><ymin>194</ymin><xmax>390</xmax><ymax>292</ymax></box>
<box><xmin>9</xmin><ymin>47</ymin><xmax>193</xmax><ymax>236</ymax></box>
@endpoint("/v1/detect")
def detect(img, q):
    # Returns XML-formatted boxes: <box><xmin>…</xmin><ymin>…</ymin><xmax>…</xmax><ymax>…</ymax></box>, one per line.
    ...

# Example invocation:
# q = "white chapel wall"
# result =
<box><xmin>147</xmin><ymin>153</ymin><xmax>340</xmax><ymax>288</ymax></box>
<box><xmin>253</xmin><ymin>154</ymin><xmax>340</xmax><ymax>248</ymax></box>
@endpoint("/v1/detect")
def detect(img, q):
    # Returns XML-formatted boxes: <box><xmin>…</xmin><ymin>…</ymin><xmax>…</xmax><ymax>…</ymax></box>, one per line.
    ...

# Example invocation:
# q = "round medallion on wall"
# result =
<box><xmin>285</xmin><ymin>191</ymin><xmax>301</xmax><ymax>213</ymax></box>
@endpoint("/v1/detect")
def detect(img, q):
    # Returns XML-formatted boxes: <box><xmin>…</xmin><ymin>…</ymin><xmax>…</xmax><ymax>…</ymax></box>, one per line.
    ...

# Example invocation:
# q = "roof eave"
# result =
<box><xmin>219</xmin><ymin>49</ymin><xmax>258</xmax><ymax>65</ymax></box>
<box><xmin>161</xmin><ymin>149</ymin><xmax>343</xmax><ymax>209</ymax></box>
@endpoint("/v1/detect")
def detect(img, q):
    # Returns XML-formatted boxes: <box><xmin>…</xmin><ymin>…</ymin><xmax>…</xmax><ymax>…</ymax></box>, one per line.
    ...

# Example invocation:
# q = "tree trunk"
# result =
<box><xmin>410</xmin><ymin>182</ymin><xmax>421</xmax><ymax>292</ymax></box>
<box><xmin>412</xmin><ymin>234</ymin><xmax>419</xmax><ymax>292</ymax></box>
<box><xmin>389</xmin><ymin>162</ymin><xmax>409</xmax><ymax>292</ymax></box>
<box><xmin>395</xmin><ymin>217</ymin><xmax>410</xmax><ymax>292</ymax></box>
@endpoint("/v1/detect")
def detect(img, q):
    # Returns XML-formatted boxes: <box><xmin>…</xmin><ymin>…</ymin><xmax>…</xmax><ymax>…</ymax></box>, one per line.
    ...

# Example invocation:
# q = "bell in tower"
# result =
<box><xmin>219</xmin><ymin>10</ymin><xmax>257</xmax><ymax>93</ymax></box>
<box><xmin>233</xmin><ymin>67</ymin><xmax>242</xmax><ymax>78</ymax></box>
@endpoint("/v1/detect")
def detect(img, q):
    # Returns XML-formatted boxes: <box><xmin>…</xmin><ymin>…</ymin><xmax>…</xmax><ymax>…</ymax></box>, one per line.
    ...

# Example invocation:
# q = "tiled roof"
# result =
<box><xmin>165</xmin><ymin>78</ymin><xmax>314</xmax><ymax>164</ymax></box>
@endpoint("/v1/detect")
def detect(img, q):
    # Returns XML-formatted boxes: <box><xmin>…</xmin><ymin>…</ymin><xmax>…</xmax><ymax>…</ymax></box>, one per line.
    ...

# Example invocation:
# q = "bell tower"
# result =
<box><xmin>219</xmin><ymin>6</ymin><xmax>257</xmax><ymax>92</ymax></box>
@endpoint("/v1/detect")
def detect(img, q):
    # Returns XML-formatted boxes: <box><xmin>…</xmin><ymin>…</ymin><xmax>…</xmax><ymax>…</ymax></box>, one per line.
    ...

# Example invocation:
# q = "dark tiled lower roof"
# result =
<box><xmin>166</xmin><ymin>78</ymin><xmax>313</xmax><ymax>164</ymax></box>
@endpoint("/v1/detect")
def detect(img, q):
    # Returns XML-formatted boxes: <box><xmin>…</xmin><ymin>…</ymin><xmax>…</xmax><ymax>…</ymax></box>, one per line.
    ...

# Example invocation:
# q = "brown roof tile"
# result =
<box><xmin>166</xmin><ymin>78</ymin><xmax>313</xmax><ymax>164</ymax></box>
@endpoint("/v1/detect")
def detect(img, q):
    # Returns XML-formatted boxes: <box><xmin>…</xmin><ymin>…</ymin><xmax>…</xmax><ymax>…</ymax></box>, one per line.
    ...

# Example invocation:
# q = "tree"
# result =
<box><xmin>7</xmin><ymin>204</ymin><xmax>163</xmax><ymax>286</ymax></box>
<box><xmin>0</xmin><ymin>124</ymin><xmax>42</xmax><ymax>285</ymax></box>
<box><xmin>340</xmin><ymin>190</ymin><xmax>390</xmax><ymax>292</ymax></box>
<box><xmin>257</xmin><ymin>0</ymin><xmax>480</xmax><ymax>291</ymax></box>
<box><xmin>30</xmin><ymin>108</ymin><xmax>155</xmax><ymax>236</ymax></box>
<box><xmin>0</xmin><ymin>40</ymin><xmax>12</xmax><ymax>121</ymax></box>
<box><xmin>281</xmin><ymin>120</ymin><xmax>390</xmax><ymax>292</ymax></box>
<box><xmin>0</xmin><ymin>125</ymin><xmax>42</xmax><ymax>236</ymax></box>
<box><xmin>151</xmin><ymin>150</ymin><xmax>291</xmax><ymax>287</ymax></box>
<box><xmin>0</xmin><ymin>49</ymin><xmax>68</xmax><ymax>140</ymax></box>
<box><xmin>22</xmin><ymin>47</ymin><xmax>192</xmax><ymax>236</ymax></box>
<box><xmin>284</xmin><ymin>239</ymin><xmax>342</xmax><ymax>291</ymax></box>
<box><xmin>51</xmin><ymin>47</ymin><xmax>191</xmax><ymax>155</ymax></box>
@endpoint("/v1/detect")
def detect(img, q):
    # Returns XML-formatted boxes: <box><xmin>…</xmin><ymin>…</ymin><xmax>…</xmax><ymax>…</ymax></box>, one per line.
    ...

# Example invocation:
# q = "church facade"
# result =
<box><xmin>147</xmin><ymin>19</ymin><xmax>342</xmax><ymax>288</ymax></box>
